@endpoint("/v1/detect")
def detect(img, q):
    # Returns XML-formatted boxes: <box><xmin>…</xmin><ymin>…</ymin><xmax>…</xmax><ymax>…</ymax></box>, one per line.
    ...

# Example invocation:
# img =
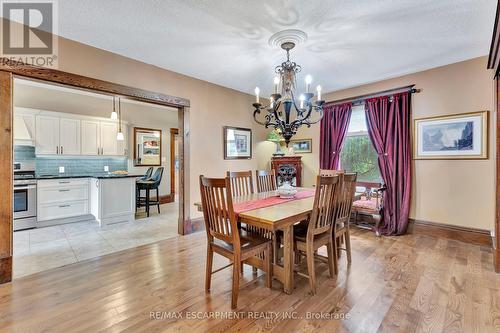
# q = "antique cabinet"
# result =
<box><xmin>271</xmin><ymin>156</ymin><xmax>302</xmax><ymax>187</ymax></box>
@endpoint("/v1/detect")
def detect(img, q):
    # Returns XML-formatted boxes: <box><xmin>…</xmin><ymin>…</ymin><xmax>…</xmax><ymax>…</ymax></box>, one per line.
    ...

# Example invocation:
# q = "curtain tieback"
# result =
<box><xmin>378</xmin><ymin>152</ymin><xmax>389</xmax><ymax>156</ymax></box>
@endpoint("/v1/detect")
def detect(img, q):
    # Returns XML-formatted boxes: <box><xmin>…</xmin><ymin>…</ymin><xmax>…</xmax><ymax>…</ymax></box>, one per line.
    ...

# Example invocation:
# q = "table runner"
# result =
<box><xmin>233</xmin><ymin>189</ymin><xmax>315</xmax><ymax>215</ymax></box>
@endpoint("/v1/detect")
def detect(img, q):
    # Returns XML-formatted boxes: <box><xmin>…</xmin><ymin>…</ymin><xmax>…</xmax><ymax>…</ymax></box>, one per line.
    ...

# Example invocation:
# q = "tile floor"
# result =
<box><xmin>13</xmin><ymin>203</ymin><xmax>179</xmax><ymax>278</ymax></box>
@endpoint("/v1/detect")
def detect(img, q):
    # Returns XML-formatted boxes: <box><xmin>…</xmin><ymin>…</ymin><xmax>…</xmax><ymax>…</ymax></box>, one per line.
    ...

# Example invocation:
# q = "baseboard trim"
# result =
<box><xmin>160</xmin><ymin>194</ymin><xmax>175</xmax><ymax>204</ymax></box>
<box><xmin>182</xmin><ymin>217</ymin><xmax>205</xmax><ymax>235</ymax></box>
<box><xmin>0</xmin><ymin>256</ymin><xmax>12</xmax><ymax>284</ymax></box>
<box><xmin>408</xmin><ymin>219</ymin><xmax>492</xmax><ymax>247</ymax></box>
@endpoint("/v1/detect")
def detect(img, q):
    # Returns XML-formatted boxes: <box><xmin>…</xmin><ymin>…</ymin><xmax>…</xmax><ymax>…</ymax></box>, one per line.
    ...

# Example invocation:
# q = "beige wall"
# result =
<box><xmin>289</xmin><ymin>57</ymin><xmax>495</xmax><ymax>231</ymax></box>
<box><xmin>52</xmin><ymin>37</ymin><xmax>269</xmax><ymax>219</ymax></box>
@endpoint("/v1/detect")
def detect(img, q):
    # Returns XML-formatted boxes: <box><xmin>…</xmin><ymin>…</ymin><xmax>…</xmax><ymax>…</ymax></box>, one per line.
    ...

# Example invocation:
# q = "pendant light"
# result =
<box><xmin>116</xmin><ymin>97</ymin><xmax>124</xmax><ymax>141</ymax></box>
<box><xmin>110</xmin><ymin>96</ymin><xmax>118</xmax><ymax>120</ymax></box>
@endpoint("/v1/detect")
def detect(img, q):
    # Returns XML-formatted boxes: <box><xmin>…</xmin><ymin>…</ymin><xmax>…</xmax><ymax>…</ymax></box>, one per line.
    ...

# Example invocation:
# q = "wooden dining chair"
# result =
<box><xmin>199</xmin><ymin>175</ymin><xmax>272</xmax><ymax>309</ymax></box>
<box><xmin>319</xmin><ymin>169</ymin><xmax>344</xmax><ymax>177</ymax></box>
<box><xmin>227</xmin><ymin>171</ymin><xmax>254</xmax><ymax>196</ymax></box>
<box><xmin>292</xmin><ymin>174</ymin><xmax>341</xmax><ymax>295</ymax></box>
<box><xmin>334</xmin><ymin>173</ymin><xmax>358</xmax><ymax>267</ymax></box>
<box><xmin>256</xmin><ymin>170</ymin><xmax>277</xmax><ymax>193</ymax></box>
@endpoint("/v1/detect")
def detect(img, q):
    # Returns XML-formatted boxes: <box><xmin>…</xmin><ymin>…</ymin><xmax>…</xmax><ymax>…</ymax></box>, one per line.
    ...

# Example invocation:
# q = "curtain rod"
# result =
<box><xmin>326</xmin><ymin>84</ymin><xmax>420</xmax><ymax>106</ymax></box>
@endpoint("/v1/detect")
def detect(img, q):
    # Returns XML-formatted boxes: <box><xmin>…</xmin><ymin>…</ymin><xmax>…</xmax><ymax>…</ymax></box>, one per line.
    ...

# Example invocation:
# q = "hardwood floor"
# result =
<box><xmin>0</xmin><ymin>228</ymin><xmax>498</xmax><ymax>332</ymax></box>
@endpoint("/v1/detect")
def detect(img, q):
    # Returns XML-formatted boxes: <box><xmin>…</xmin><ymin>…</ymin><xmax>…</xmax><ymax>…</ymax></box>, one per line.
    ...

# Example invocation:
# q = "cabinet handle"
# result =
<box><xmin>58</xmin><ymin>205</ymin><xmax>70</xmax><ymax>208</ymax></box>
<box><xmin>56</xmin><ymin>146</ymin><xmax>59</xmax><ymax>154</ymax></box>
<box><xmin>59</xmin><ymin>189</ymin><xmax>70</xmax><ymax>192</ymax></box>
<box><xmin>58</xmin><ymin>181</ymin><xmax>70</xmax><ymax>184</ymax></box>
<box><xmin>61</xmin><ymin>146</ymin><xmax>63</xmax><ymax>154</ymax></box>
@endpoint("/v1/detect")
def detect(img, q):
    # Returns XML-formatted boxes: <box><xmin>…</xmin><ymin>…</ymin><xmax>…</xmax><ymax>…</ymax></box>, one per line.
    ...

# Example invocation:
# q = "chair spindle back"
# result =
<box><xmin>199</xmin><ymin>176</ymin><xmax>240</xmax><ymax>247</ymax></box>
<box><xmin>256</xmin><ymin>170</ymin><xmax>277</xmax><ymax>193</ymax></box>
<box><xmin>336</xmin><ymin>173</ymin><xmax>358</xmax><ymax>226</ymax></box>
<box><xmin>227</xmin><ymin>171</ymin><xmax>254</xmax><ymax>197</ymax></box>
<box><xmin>307</xmin><ymin>175</ymin><xmax>341</xmax><ymax>236</ymax></box>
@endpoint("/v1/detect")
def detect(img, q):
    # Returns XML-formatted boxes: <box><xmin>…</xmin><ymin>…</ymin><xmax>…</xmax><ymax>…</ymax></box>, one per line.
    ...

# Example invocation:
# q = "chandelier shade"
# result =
<box><xmin>252</xmin><ymin>41</ymin><xmax>324</xmax><ymax>146</ymax></box>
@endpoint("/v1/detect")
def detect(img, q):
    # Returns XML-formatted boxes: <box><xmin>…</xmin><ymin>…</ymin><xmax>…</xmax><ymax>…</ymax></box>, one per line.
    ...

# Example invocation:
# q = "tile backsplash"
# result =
<box><xmin>14</xmin><ymin>145</ymin><xmax>35</xmax><ymax>162</ymax></box>
<box><xmin>14</xmin><ymin>145</ymin><xmax>128</xmax><ymax>175</ymax></box>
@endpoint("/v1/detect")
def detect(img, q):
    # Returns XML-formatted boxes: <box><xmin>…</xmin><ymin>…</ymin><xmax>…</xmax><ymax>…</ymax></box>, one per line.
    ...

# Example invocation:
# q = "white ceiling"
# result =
<box><xmin>31</xmin><ymin>0</ymin><xmax>499</xmax><ymax>94</ymax></box>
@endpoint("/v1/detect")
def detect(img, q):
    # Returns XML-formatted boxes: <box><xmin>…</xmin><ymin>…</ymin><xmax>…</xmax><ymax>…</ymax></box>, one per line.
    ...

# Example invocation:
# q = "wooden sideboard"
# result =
<box><xmin>271</xmin><ymin>156</ymin><xmax>302</xmax><ymax>187</ymax></box>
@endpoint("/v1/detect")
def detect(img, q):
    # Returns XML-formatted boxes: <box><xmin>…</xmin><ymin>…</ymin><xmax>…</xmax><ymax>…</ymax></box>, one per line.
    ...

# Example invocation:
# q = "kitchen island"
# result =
<box><xmin>36</xmin><ymin>174</ymin><xmax>142</xmax><ymax>227</ymax></box>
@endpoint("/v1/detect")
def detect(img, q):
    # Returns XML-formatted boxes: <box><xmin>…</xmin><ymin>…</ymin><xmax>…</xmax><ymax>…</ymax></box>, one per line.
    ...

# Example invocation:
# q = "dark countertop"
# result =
<box><xmin>36</xmin><ymin>173</ymin><xmax>144</xmax><ymax>180</ymax></box>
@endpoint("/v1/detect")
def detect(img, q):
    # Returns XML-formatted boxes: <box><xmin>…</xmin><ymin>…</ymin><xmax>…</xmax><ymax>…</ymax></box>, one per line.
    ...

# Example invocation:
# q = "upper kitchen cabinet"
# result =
<box><xmin>22</xmin><ymin>108</ymin><xmax>127</xmax><ymax>157</ymax></box>
<box><xmin>36</xmin><ymin>115</ymin><xmax>81</xmax><ymax>155</ymax></box>
<box><xmin>59</xmin><ymin>118</ymin><xmax>81</xmax><ymax>155</ymax></box>
<box><xmin>82</xmin><ymin>120</ymin><xmax>127</xmax><ymax>156</ymax></box>
<box><xmin>81</xmin><ymin>120</ymin><xmax>100</xmax><ymax>155</ymax></box>
<box><xmin>35</xmin><ymin>115</ymin><xmax>60</xmax><ymax>155</ymax></box>
<box><xmin>100</xmin><ymin>122</ymin><xmax>119</xmax><ymax>155</ymax></box>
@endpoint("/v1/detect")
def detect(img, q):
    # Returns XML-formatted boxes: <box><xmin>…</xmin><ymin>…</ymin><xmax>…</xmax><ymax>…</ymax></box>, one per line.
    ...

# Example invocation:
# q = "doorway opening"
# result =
<box><xmin>11</xmin><ymin>77</ymin><xmax>185</xmax><ymax>278</ymax></box>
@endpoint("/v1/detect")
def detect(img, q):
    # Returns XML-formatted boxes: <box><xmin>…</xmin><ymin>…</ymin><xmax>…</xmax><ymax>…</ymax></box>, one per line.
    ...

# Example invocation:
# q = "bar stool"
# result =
<box><xmin>136</xmin><ymin>167</ymin><xmax>164</xmax><ymax>217</ymax></box>
<box><xmin>136</xmin><ymin>167</ymin><xmax>154</xmax><ymax>212</ymax></box>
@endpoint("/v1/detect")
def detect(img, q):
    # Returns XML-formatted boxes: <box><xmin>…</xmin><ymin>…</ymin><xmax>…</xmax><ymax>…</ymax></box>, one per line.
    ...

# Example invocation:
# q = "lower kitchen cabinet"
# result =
<box><xmin>37</xmin><ymin>178</ymin><xmax>93</xmax><ymax>225</ymax></box>
<box><xmin>90</xmin><ymin>177</ymin><xmax>136</xmax><ymax>226</ymax></box>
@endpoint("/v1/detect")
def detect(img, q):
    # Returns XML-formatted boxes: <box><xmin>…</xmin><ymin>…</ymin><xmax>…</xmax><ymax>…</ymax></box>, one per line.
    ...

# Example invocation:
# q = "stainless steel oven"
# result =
<box><xmin>13</xmin><ymin>162</ymin><xmax>37</xmax><ymax>230</ymax></box>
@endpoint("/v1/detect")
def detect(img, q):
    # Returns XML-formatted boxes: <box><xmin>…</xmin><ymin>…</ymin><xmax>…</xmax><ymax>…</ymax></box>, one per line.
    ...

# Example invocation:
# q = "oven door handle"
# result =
<box><xmin>14</xmin><ymin>185</ymin><xmax>37</xmax><ymax>190</ymax></box>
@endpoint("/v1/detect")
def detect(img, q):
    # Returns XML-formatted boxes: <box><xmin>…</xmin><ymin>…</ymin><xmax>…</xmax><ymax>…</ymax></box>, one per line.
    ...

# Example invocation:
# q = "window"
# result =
<box><xmin>340</xmin><ymin>105</ymin><xmax>381</xmax><ymax>182</ymax></box>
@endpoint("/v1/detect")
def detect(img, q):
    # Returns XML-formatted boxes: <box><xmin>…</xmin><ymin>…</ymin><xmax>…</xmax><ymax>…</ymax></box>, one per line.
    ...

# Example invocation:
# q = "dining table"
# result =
<box><xmin>194</xmin><ymin>188</ymin><xmax>363</xmax><ymax>294</ymax></box>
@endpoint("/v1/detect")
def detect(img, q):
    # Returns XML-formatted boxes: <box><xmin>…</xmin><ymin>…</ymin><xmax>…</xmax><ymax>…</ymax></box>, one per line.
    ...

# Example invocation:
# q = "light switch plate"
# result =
<box><xmin>59</xmin><ymin>166</ymin><xmax>65</xmax><ymax>173</ymax></box>
<box><xmin>104</xmin><ymin>166</ymin><xmax>109</xmax><ymax>172</ymax></box>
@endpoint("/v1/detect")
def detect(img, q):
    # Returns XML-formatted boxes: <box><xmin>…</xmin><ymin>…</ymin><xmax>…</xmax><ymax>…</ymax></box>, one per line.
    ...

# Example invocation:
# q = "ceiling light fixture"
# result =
<box><xmin>110</xmin><ymin>96</ymin><xmax>118</xmax><ymax>120</ymax></box>
<box><xmin>116</xmin><ymin>97</ymin><xmax>124</xmax><ymax>141</ymax></box>
<box><xmin>253</xmin><ymin>40</ymin><xmax>324</xmax><ymax>146</ymax></box>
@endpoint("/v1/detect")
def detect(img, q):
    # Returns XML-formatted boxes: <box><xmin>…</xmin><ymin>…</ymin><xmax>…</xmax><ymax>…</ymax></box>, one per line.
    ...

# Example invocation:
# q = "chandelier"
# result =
<box><xmin>252</xmin><ymin>41</ymin><xmax>324</xmax><ymax>146</ymax></box>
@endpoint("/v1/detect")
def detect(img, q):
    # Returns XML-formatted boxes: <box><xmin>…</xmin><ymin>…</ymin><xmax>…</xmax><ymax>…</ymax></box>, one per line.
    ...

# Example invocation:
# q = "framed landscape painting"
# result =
<box><xmin>290</xmin><ymin>139</ymin><xmax>312</xmax><ymax>153</ymax></box>
<box><xmin>223</xmin><ymin>126</ymin><xmax>252</xmax><ymax>159</ymax></box>
<box><xmin>414</xmin><ymin>111</ymin><xmax>488</xmax><ymax>160</ymax></box>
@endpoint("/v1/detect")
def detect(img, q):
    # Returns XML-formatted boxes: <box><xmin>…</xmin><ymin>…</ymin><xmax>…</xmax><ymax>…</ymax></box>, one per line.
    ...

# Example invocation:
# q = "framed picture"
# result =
<box><xmin>414</xmin><ymin>111</ymin><xmax>488</xmax><ymax>160</ymax></box>
<box><xmin>290</xmin><ymin>139</ymin><xmax>312</xmax><ymax>154</ymax></box>
<box><xmin>223</xmin><ymin>126</ymin><xmax>252</xmax><ymax>159</ymax></box>
<box><xmin>133</xmin><ymin>127</ymin><xmax>162</xmax><ymax>166</ymax></box>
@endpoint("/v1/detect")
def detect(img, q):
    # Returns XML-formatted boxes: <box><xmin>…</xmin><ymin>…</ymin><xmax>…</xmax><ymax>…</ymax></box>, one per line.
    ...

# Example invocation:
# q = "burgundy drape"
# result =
<box><xmin>365</xmin><ymin>93</ymin><xmax>411</xmax><ymax>235</ymax></box>
<box><xmin>320</xmin><ymin>102</ymin><xmax>352</xmax><ymax>169</ymax></box>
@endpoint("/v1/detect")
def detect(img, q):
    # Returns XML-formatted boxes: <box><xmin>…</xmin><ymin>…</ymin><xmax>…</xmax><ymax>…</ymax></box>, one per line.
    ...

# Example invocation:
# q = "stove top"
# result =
<box><xmin>13</xmin><ymin>162</ymin><xmax>36</xmax><ymax>184</ymax></box>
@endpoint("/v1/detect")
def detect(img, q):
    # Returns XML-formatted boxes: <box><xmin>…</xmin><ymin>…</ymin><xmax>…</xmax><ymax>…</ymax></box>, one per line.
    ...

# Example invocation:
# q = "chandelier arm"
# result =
<box><xmin>305</xmin><ymin>108</ymin><xmax>324</xmax><ymax>125</ymax></box>
<box><xmin>290</xmin><ymin>103</ymin><xmax>314</xmax><ymax>129</ymax></box>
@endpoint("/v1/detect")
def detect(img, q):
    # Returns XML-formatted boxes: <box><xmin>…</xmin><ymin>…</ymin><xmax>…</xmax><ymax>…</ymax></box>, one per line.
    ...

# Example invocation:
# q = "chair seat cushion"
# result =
<box><xmin>213</xmin><ymin>229</ymin><xmax>270</xmax><ymax>253</ymax></box>
<box><xmin>352</xmin><ymin>198</ymin><xmax>378</xmax><ymax>212</ymax></box>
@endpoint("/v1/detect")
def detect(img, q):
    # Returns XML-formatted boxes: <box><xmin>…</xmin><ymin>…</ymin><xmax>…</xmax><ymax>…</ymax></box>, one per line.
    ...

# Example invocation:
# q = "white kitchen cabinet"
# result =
<box><xmin>26</xmin><ymin>108</ymin><xmax>128</xmax><ymax>156</ymax></box>
<box><xmin>90</xmin><ymin>177</ymin><xmax>136</xmax><ymax>226</ymax></box>
<box><xmin>81</xmin><ymin>120</ymin><xmax>100</xmax><ymax>155</ymax></box>
<box><xmin>100</xmin><ymin>122</ymin><xmax>119</xmax><ymax>155</ymax></box>
<box><xmin>82</xmin><ymin>121</ymin><xmax>125</xmax><ymax>156</ymax></box>
<box><xmin>35</xmin><ymin>115</ymin><xmax>59</xmax><ymax>155</ymax></box>
<box><xmin>36</xmin><ymin>116</ymin><xmax>81</xmax><ymax>155</ymax></box>
<box><xmin>59</xmin><ymin>118</ymin><xmax>81</xmax><ymax>155</ymax></box>
<box><xmin>37</xmin><ymin>178</ymin><xmax>92</xmax><ymax>225</ymax></box>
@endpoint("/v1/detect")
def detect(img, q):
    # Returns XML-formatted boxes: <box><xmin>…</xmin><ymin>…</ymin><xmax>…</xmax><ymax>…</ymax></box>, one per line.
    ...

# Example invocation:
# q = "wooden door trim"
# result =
<box><xmin>0</xmin><ymin>60</ymin><xmax>191</xmax><ymax>284</ymax></box>
<box><xmin>0</xmin><ymin>58</ymin><xmax>190</xmax><ymax>108</ymax></box>
<box><xmin>170</xmin><ymin>128</ymin><xmax>179</xmax><ymax>198</ymax></box>
<box><xmin>0</xmin><ymin>72</ymin><xmax>12</xmax><ymax>284</ymax></box>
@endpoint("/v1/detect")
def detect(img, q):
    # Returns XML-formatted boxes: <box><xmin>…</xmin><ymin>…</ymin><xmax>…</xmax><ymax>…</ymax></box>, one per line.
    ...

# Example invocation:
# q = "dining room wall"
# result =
<box><xmin>51</xmin><ymin>35</ymin><xmax>271</xmax><ymax>220</ymax></box>
<box><xmin>287</xmin><ymin>56</ymin><xmax>495</xmax><ymax>231</ymax></box>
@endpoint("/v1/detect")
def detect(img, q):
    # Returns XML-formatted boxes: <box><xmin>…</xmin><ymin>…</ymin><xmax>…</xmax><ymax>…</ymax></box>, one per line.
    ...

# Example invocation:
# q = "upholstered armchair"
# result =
<box><xmin>351</xmin><ymin>182</ymin><xmax>386</xmax><ymax>236</ymax></box>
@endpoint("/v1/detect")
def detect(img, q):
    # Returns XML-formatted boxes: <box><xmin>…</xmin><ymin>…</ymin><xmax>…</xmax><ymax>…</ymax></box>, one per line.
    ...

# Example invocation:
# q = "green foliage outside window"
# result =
<box><xmin>340</xmin><ymin>135</ymin><xmax>381</xmax><ymax>182</ymax></box>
